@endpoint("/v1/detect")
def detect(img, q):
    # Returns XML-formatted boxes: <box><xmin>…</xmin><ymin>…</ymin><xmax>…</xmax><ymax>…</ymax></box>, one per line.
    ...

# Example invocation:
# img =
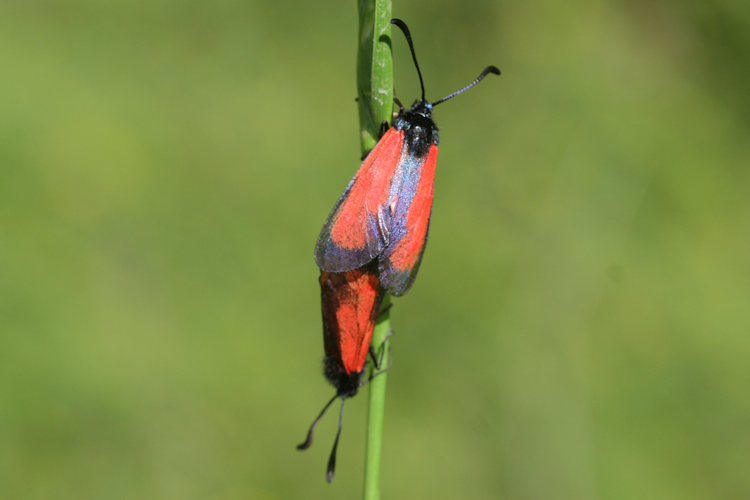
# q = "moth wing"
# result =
<box><xmin>320</xmin><ymin>266</ymin><xmax>385</xmax><ymax>377</ymax></box>
<box><xmin>378</xmin><ymin>145</ymin><xmax>438</xmax><ymax>296</ymax></box>
<box><xmin>315</xmin><ymin>129</ymin><xmax>404</xmax><ymax>272</ymax></box>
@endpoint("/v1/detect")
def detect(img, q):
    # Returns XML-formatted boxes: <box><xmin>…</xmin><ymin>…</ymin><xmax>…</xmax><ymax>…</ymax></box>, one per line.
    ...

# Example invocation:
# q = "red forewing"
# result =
<box><xmin>320</xmin><ymin>264</ymin><xmax>385</xmax><ymax>388</ymax></box>
<box><xmin>378</xmin><ymin>145</ymin><xmax>438</xmax><ymax>296</ymax></box>
<box><xmin>315</xmin><ymin>129</ymin><xmax>404</xmax><ymax>272</ymax></box>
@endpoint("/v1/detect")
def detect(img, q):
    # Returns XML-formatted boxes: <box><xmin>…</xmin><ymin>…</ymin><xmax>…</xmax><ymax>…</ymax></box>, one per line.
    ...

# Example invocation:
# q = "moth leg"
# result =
<box><xmin>377</xmin><ymin>303</ymin><xmax>393</xmax><ymax>318</ymax></box>
<box><xmin>368</xmin><ymin>328</ymin><xmax>394</xmax><ymax>369</ymax></box>
<box><xmin>378</xmin><ymin>120</ymin><xmax>390</xmax><ymax>138</ymax></box>
<box><xmin>368</xmin><ymin>356</ymin><xmax>394</xmax><ymax>381</ymax></box>
<box><xmin>368</xmin><ymin>346</ymin><xmax>379</xmax><ymax>367</ymax></box>
<box><xmin>393</xmin><ymin>96</ymin><xmax>405</xmax><ymax>115</ymax></box>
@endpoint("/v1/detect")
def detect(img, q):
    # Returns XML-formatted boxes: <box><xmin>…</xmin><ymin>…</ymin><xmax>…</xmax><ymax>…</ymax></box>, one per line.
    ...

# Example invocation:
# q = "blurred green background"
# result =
<box><xmin>2</xmin><ymin>1</ymin><xmax>749</xmax><ymax>499</ymax></box>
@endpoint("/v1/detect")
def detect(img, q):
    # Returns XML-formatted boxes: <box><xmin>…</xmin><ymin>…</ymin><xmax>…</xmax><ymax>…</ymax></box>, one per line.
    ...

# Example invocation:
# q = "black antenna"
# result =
<box><xmin>326</xmin><ymin>397</ymin><xmax>347</xmax><ymax>482</ymax></box>
<box><xmin>297</xmin><ymin>393</ymin><xmax>338</xmax><ymax>450</ymax></box>
<box><xmin>391</xmin><ymin>18</ymin><xmax>426</xmax><ymax>102</ymax></box>
<box><xmin>432</xmin><ymin>66</ymin><xmax>501</xmax><ymax>107</ymax></box>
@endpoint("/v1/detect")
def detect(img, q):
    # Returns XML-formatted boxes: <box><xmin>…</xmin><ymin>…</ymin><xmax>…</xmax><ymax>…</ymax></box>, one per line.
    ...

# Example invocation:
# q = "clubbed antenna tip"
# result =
<box><xmin>432</xmin><ymin>65</ymin><xmax>501</xmax><ymax>107</ymax></box>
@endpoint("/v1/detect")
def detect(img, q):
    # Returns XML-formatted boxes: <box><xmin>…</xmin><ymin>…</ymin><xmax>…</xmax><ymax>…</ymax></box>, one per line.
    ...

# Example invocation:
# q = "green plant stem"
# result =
<box><xmin>357</xmin><ymin>1</ymin><xmax>393</xmax><ymax>499</ymax></box>
<box><xmin>364</xmin><ymin>295</ymin><xmax>391</xmax><ymax>500</ymax></box>
<box><xmin>357</xmin><ymin>0</ymin><xmax>393</xmax><ymax>154</ymax></box>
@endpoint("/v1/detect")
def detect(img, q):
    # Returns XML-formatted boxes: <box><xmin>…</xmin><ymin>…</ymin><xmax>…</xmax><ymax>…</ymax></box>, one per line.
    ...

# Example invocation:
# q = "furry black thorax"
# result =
<box><xmin>395</xmin><ymin>101</ymin><xmax>440</xmax><ymax>158</ymax></box>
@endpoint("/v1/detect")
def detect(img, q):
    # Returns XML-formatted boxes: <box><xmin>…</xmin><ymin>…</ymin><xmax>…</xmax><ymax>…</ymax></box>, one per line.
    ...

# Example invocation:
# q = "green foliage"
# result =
<box><xmin>1</xmin><ymin>1</ymin><xmax>749</xmax><ymax>499</ymax></box>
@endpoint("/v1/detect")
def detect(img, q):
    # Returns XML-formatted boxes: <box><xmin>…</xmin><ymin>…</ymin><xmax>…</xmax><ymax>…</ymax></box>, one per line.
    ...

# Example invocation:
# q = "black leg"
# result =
<box><xmin>368</xmin><ymin>356</ymin><xmax>394</xmax><ymax>382</ymax></box>
<box><xmin>377</xmin><ymin>303</ymin><xmax>393</xmax><ymax>318</ymax></box>
<box><xmin>378</xmin><ymin>120</ymin><xmax>390</xmax><ymax>138</ymax></box>
<box><xmin>393</xmin><ymin>96</ymin><xmax>405</xmax><ymax>115</ymax></box>
<box><xmin>368</xmin><ymin>328</ymin><xmax>394</xmax><ymax>369</ymax></box>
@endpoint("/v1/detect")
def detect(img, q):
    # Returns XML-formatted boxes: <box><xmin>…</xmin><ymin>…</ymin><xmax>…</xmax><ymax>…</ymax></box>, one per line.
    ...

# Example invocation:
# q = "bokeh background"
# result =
<box><xmin>2</xmin><ymin>1</ymin><xmax>749</xmax><ymax>498</ymax></box>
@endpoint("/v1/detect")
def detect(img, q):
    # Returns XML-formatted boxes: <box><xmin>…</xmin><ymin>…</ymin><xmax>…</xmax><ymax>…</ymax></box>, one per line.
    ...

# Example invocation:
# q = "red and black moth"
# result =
<box><xmin>298</xmin><ymin>18</ymin><xmax>500</xmax><ymax>482</ymax></box>
<box><xmin>315</xmin><ymin>19</ymin><xmax>500</xmax><ymax>296</ymax></box>
<box><xmin>297</xmin><ymin>263</ymin><xmax>386</xmax><ymax>482</ymax></box>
